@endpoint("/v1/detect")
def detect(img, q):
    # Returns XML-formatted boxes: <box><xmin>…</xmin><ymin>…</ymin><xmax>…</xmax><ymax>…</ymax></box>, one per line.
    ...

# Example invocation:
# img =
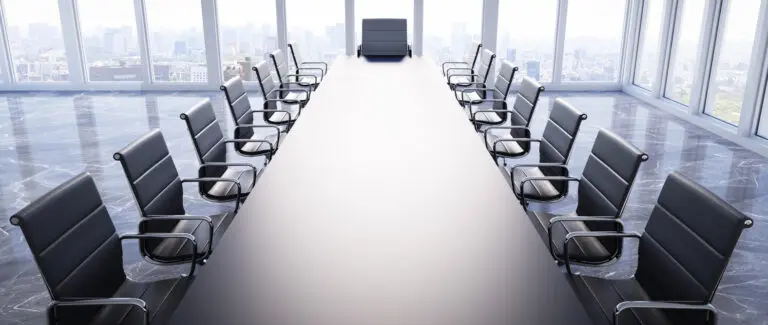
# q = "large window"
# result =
<box><xmin>356</xmin><ymin>0</ymin><xmax>413</xmax><ymax>43</ymax></box>
<box><xmin>664</xmin><ymin>0</ymin><xmax>705</xmax><ymax>105</ymax></box>
<box><xmin>562</xmin><ymin>0</ymin><xmax>627</xmax><ymax>82</ymax></box>
<box><xmin>423</xmin><ymin>0</ymin><xmax>482</xmax><ymax>65</ymax></box>
<box><xmin>77</xmin><ymin>0</ymin><xmax>142</xmax><ymax>82</ymax></box>
<box><xmin>705</xmin><ymin>0</ymin><xmax>761</xmax><ymax>125</ymax></box>
<box><xmin>496</xmin><ymin>0</ymin><xmax>557</xmax><ymax>83</ymax></box>
<box><xmin>286</xmin><ymin>0</ymin><xmax>345</xmax><ymax>63</ymax></box>
<box><xmin>3</xmin><ymin>0</ymin><xmax>69</xmax><ymax>82</ymax></box>
<box><xmin>218</xmin><ymin>0</ymin><xmax>277</xmax><ymax>82</ymax></box>
<box><xmin>145</xmin><ymin>0</ymin><xmax>207</xmax><ymax>83</ymax></box>
<box><xmin>633</xmin><ymin>0</ymin><xmax>665</xmax><ymax>90</ymax></box>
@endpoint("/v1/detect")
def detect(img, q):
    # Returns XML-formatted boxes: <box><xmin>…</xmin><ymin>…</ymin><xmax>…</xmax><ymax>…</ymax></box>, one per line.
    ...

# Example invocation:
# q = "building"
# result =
<box><xmin>190</xmin><ymin>65</ymin><xmax>207</xmax><ymax>83</ymax></box>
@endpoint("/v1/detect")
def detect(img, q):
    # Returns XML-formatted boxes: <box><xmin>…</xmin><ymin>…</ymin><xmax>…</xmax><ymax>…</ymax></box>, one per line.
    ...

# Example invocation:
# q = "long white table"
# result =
<box><xmin>166</xmin><ymin>57</ymin><xmax>594</xmax><ymax>325</ymax></box>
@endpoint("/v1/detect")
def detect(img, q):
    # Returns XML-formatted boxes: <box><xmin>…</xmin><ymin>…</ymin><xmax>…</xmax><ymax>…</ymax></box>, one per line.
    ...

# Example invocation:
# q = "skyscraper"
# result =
<box><xmin>526</xmin><ymin>60</ymin><xmax>541</xmax><ymax>81</ymax></box>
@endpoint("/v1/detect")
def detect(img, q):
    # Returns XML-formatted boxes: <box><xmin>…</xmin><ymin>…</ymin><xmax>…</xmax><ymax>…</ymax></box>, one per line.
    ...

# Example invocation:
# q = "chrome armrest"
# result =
<box><xmin>470</xmin><ymin>107</ymin><xmax>513</xmax><ymax>122</ymax></box>
<box><xmin>442</xmin><ymin>61</ymin><xmax>469</xmax><ymax>75</ymax></box>
<box><xmin>300</xmin><ymin>61</ymin><xmax>328</xmax><ymax>73</ymax></box>
<box><xmin>284</xmin><ymin>74</ymin><xmax>317</xmax><ymax>85</ymax></box>
<box><xmin>547</xmin><ymin>216</ymin><xmax>624</xmax><ymax>262</ymax></box>
<box><xmin>519</xmin><ymin>176</ymin><xmax>580</xmax><ymax>206</ymax></box>
<box><xmin>252</xmin><ymin>107</ymin><xmax>298</xmax><ymax>121</ymax></box>
<box><xmin>234</xmin><ymin>124</ymin><xmax>282</xmax><ymax>139</ymax></box>
<box><xmin>563</xmin><ymin>231</ymin><xmax>642</xmax><ymax>274</ymax></box>
<box><xmin>224</xmin><ymin>138</ymin><xmax>274</xmax><ymax>153</ymax></box>
<box><xmin>121</xmin><ymin>232</ymin><xmax>198</xmax><ymax>275</ymax></box>
<box><xmin>446</xmin><ymin>67</ymin><xmax>473</xmax><ymax>77</ymax></box>
<box><xmin>266</xmin><ymin>87</ymin><xmax>310</xmax><ymax>99</ymax></box>
<box><xmin>462</xmin><ymin>87</ymin><xmax>504</xmax><ymax>99</ymax></box>
<box><xmin>296</xmin><ymin>67</ymin><xmax>324</xmax><ymax>77</ymax></box>
<box><xmin>448</xmin><ymin>73</ymin><xmax>483</xmax><ymax>84</ymax></box>
<box><xmin>49</xmin><ymin>297</ymin><xmax>149</xmax><ymax>325</ymax></box>
<box><xmin>491</xmin><ymin>138</ymin><xmax>540</xmax><ymax>153</ymax></box>
<box><xmin>141</xmin><ymin>215</ymin><xmax>215</xmax><ymax>255</ymax></box>
<box><xmin>614</xmin><ymin>301</ymin><xmax>717</xmax><ymax>325</ymax></box>
<box><xmin>484</xmin><ymin>126</ymin><xmax>532</xmax><ymax>148</ymax></box>
<box><xmin>182</xmin><ymin>176</ymin><xmax>243</xmax><ymax>212</ymax></box>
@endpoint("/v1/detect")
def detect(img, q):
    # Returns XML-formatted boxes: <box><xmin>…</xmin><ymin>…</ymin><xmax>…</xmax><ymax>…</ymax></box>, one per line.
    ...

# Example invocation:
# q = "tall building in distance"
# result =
<box><xmin>174</xmin><ymin>41</ymin><xmax>188</xmax><ymax>56</ymax></box>
<box><xmin>526</xmin><ymin>60</ymin><xmax>541</xmax><ymax>81</ymax></box>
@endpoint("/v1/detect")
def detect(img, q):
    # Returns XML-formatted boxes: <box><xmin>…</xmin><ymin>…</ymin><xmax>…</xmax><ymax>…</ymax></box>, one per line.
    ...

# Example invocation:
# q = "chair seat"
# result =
<box><xmin>448</xmin><ymin>76</ymin><xmax>471</xmax><ymax>87</ymax></box>
<box><xmin>282</xmin><ymin>90</ymin><xmax>309</xmax><ymax>104</ymax></box>
<box><xmin>88</xmin><ymin>277</ymin><xmax>190</xmax><ymax>325</ymax></box>
<box><xmin>472</xmin><ymin>111</ymin><xmax>504</xmax><ymax>124</ymax></box>
<box><xmin>239</xmin><ymin>131</ymin><xmax>287</xmax><ymax>155</ymax></box>
<box><xmin>527</xmin><ymin>211</ymin><xmax>614</xmax><ymax>263</ymax></box>
<box><xmin>150</xmin><ymin>212</ymin><xmax>232</xmax><ymax>261</ymax></box>
<box><xmin>206</xmin><ymin>167</ymin><xmax>256</xmax><ymax>199</ymax></box>
<box><xmin>485</xmin><ymin>132</ymin><xmax>526</xmax><ymax>157</ymax></box>
<box><xmin>573</xmin><ymin>276</ymin><xmax>675</xmax><ymax>325</ymax></box>
<box><xmin>297</xmin><ymin>75</ymin><xmax>321</xmax><ymax>86</ymax></box>
<box><xmin>455</xmin><ymin>90</ymin><xmax>483</xmax><ymax>104</ymax></box>
<box><xmin>266</xmin><ymin>106</ymin><xmax>300</xmax><ymax>124</ymax></box>
<box><xmin>511</xmin><ymin>166</ymin><xmax>564</xmax><ymax>201</ymax></box>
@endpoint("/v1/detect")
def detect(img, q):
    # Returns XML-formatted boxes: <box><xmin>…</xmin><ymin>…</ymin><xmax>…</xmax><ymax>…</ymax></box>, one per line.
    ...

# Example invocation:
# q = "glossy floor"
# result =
<box><xmin>0</xmin><ymin>91</ymin><xmax>765</xmax><ymax>325</ymax></box>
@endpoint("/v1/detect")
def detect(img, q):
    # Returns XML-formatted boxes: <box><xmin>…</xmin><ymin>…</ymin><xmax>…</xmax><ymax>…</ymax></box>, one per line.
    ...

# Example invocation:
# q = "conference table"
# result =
<box><xmin>166</xmin><ymin>56</ymin><xmax>595</xmax><ymax>325</ymax></box>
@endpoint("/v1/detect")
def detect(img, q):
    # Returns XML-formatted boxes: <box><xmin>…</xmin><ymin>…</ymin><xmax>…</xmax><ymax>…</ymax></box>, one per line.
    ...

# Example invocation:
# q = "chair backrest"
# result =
<box><xmin>253</xmin><ymin>60</ymin><xmax>282</xmax><ymax>122</ymax></box>
<box><xmin>288</xmin><ymin>43</ymin><xmax>303</xmax><ymax>72</ymax></box>
<box><xmin>10</xmin><ymin>173</ymin><xmax>125</xmax><ymax>324</ymax></box>
<box><xmin>538</xmin><ymin>99</ymin><xmax>587</xmax><ymax>193</ymax></box>
<box><xmin>180</xmin><ymin>99</ymin><xmax>229</xmax><ymax>183</ymax></box>
<box><xmin>493</xmin><ymin>60</ymin><xmax>517</xmax><ymax>101</ymax></box>
<box><xmin>220</xmin><ymin>76</ymin><xmax>256</xmax><ymax>141</ymax></box>
<box><xmin>113</xmin><ymin>129</ymin><xmax>186</xmax><ymax>221</ymax></box>
<box><xmin>476</xmin><ymin>49</ymin><xmax>495</xmax><ymax>84</ymax></box>
<box><xmin>270</xmin><ymin>49</ymin><xmax>289</xmax><ymax>83</ymax></box>
<box><xmin>575</xmin><ymin>129</ymin><xmax>648</xmax><ymax>254</ymax></box>
<box><xmin>636</xmin><ymin>172</ymin><xmax>752</xmax><ymax>323</ymax></box>
<box><xmin>509</xmin><ymin>77</ymin><xmax>544</xmax><ymax>131</ymax></box>
<box><xmin>361</xmin><ymin>18</ymin><xmax>408</xmax><ymax>56</ymax></box>
<box><xmin>468</xmin><ymin>42</ymin><xmax>482</xmax><ymax>71</ymax></box>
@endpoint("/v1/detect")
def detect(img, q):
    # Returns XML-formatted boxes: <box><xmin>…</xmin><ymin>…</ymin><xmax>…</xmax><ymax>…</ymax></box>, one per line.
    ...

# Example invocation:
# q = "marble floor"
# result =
<box><xmin>0</xmin><ymin>91</ymin><xmax>765</xmax><ymax>325</ymax></box>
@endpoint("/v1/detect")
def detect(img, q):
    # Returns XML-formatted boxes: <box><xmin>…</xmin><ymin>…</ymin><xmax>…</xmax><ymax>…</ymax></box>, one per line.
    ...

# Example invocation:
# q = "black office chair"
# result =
<box><xmin>517</xmin><ymin>129</ymin><xmax>648</xmax><ymax>265</ymax></box>
<box><xmin>442</xmin><ymin>42</ymin><xmax>482</xmax><ymax>78</ymax></box>
<box><xmin>470</xmin><ymin>76</ymin><xmax>544</xmax><ymax>132</ymax></box>
<box><xmin>220</xmin><ymin>76</ymin><xmax>295</xmax><ymax>135</ymax></box>
<box><xmin>270</xmin><ymin>49</ymin><xmax>315</xmax><ymax>103</ymax></box>
<box><xmin>252</xmin><ymin>61</ymin><xmax>308</xmax><ymax>129</ymax></box>
<box><xmin>287</xmin><ymin>42</ymin><xmax>326</xmax><ymax>89</ymax></box>
<box><xmin>182</xmin><ymin>99</ymin><xmax>279</xmax><ymax>167</ymax></box>
<box><xmin>357</xmin><ymin>18</ymin><xmax>412</xmax><ymax>58</ymax></box>
<box><xmin>447</xmin><ymin>49</ymin><xmax>495</xmax><ymax>91</ymax></box>
<box><xmin>454</xmin><ymin>60</ymin><xmax>518</xmax><ymax>129</ymax></box>
<box><xmin>10</xmin><ymin>173</ymin><xmax>193</xmax><ymax>325</ymax></box>
<box><xmin>484</xmin><ymin>98</ymin><xmax>586</xmax><ymax>173</ymax></box>
<box><xmin>114</xmin><ymin>129</ymin><xmax>240</xmax><ymax>264</ymax></box>
<box><xmin>567</xmin><ymin>172</ymin><xmax>752</xmax><ymax>325</ymax></box>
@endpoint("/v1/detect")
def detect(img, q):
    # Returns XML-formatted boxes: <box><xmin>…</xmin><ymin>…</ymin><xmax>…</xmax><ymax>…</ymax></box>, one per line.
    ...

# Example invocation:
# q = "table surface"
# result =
<box><xmin>166</xmin><ymin>56</ymin><xmax>594</xmax><ymax>325</ymax></box>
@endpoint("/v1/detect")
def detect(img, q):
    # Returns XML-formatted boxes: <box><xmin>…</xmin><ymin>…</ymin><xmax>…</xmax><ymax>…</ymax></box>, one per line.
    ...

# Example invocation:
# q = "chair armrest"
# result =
<box><xmin>614</xmin><ymin>301</ymin><xmax>717</xmax><ymax>325</ymax></box>
<box><xmin>224</xmin><ymin>138</ymin><xmax>274</xmax><ymax>153</ymax></box>
<box><xmin>121</xmin><ymin>233</ymin><xmax>199</xmax><ymax>276</ymax></box>
<box><xmin>49</xmin><ymin>297</ymin><xmax>149</xmax><ymax>325</ymax></box>
<box><xmin>141</xmin><ymin>215</ymin><xmax>215</xmax><ymax>256</ymax></box>
<box><xmin>490</xmin><ymin>138</ymin><xmax>541</xmax><ymax>153</ymax></box>
<box><xmin>462</xmin><ymin>87</ymin><xmax>504</xmax><ymax>99</ymax></box>
<box><xmin>234</xmin><ymin>124</ymin><xmax>282</xmax><ymax>138</ymax></box>
<box><xmin>547</xmin><ymin>217</ymin><xmax>624</xmax><ymax>262</ymax></box>
<box><xmin>301</xmin><ymin>61</ymin><xmax>328</xmax><ymax>73</ymax></box>
<box><xmin>182</xmin><ymin>177</ymin><xmax>243</xmax><ymax>212</ymax></box>
<box><xmin>254</xmin><ymin>106</ymin><xmax>299</xmax><ymax>120</ymax></box>
<box><xmin>446</xmin><ymin>67</ymin><xmax>473</xmax><ymax>77</ymax></box>
<box><xmin>563</xmin><ymin>231</ymin><xmax>642</xmax><ymax>274</ymax></box>
<box><xmin>277</xmin><ymin>82</ymin><xmax>314</xmax><ymax>96</ymax></box>
<box><xmin>519</xmin><ymin>176</ymin><xmax>580</xmax><ymax>206</ymax></box>
<box><xmin>284</xmin><ymin>74</ymin><xmax>317</xmax><ymax>85</ymax></box>
<box><xmin>448</xmin><ymin>73</ymin><xmax>482</xmax><ymax>84</ymax></box>
<box><xmin>266</xmin><ymin>87</ymin><xmax>310</xmax><ymax>99</ymax></box>
<box><xmin>296</xmin><ymin>66</ymin><xmax>325</xmax><ymax>77</ymax></box>
<box><xmin>483</xmin><ymin>125</ymin><xmax>531</xmax><ymax>140</ymax></box>
<box><xmin>442</xmin><ymin>61</ymin><xmax>469</xmax><ymax>75</ymax></box>
<box><xmin>470</xmin><ymin>107</ymin><xmax>514</xmax><ymax>122</ymax></box>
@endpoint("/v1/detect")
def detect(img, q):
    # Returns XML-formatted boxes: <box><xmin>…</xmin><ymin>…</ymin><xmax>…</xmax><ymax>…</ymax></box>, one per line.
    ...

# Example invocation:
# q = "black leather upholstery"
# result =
<box><xmin>573</xmin><ymin>172</ymin><xmax>753</xmax><ymax>325</ymax></box>
<box><xmin>461</xmin><ymin>60</ymin><xmax>518</xmax><ymax>126</ymax></box>
<box><xmin>500</xmin><ymin>98</ymin><xmax>585</xmax><ymax>203</ymax></box>
<box><xmin>535</xmin><ymin>129</ymin><xmax>648</xmax><ymax>264</ymax></box>
<box><xmin>180</xmin><ymin>99</ymin><xmax>257</xmax><ymax>200</ymax></box>
<box><xmin>358</xmin><ymin>18</ymin><xmax>410</xmax><ymax>57</ymax></box>
<box><xmin>251</xmin><ymin>61</ymin><xmax>303</xmax><ymax>125</ymax></box>
<box><xmin>10</xmin><ymin>173</ymin><xmax>190</xmax><ymax>325</ymax></box>
<box><xmin>113</xmin><ymin>129</ymin><xmax>234</xmax><ymax>263</ymax></box>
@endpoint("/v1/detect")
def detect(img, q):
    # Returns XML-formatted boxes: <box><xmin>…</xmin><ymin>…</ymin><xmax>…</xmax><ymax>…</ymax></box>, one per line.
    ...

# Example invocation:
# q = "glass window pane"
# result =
<box><xmin>145</xmin><ymin>0</ymin><xmax>207</xmax><ymax>83</ymax></box>
<box><xmin>218</xmin><ymin>0</ymin><xmax>277</xmax><ymax>82</ymax></box>
<box><xmin>423</xmin><ymin>0</ymin><xmax>482</xmax><ymax>65</ymax></box>
<box><xmin>287</xmin><ymin>0</ymin><xmax>345</xmax><ymax>63</ymax></box>
<box><xmin>562</xmin><ymin>0</ymin><xmax>627</xmax><ymax>82</ymax></box>
<box><xmin>664</xmin><ymin>0</ymin><xmax>705</xmax><ymax>105</ymax></box>
<box><xmin>4</xmin><ymin>0</ymin><xmax>69</xmax><ymax>82</ymax></box>
<box><xmin>497</xmin><ymin>0</ymin><xmax>557</xmax><ymax>83</ymax></box>
<box><xmin>633</xmin><ymin>0</ymin><xmax>665</xmax><ymax>89</ymax></box>
<box><xmin>77</xmin><ymin>0</ymin><xmax>142</xmax><ymax>82</ymax></box>
<box><xmin>356</xmin><ymin>0</ymin><xmax>413</xmax><ymax>43</ymax></box>
<box><xmin>706</xmin><ymin>0</ymin><xmax>761</xmax><ymax>125</ymax></box>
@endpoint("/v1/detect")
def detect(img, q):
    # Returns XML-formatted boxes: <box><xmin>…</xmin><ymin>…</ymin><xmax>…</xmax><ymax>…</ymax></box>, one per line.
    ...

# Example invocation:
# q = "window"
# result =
<box><xmin>77</xmin><ymin>0</ymin><xmax>142</xmax><ymax>82</ymax></box>
<box><xmin>562</xmin><ymin>0</ymin><xmax>627</xmax><ymax>82</ymax></box>
<box><xmin>496</xmin><ymin>0</ymin><xmax>557</xmax><ymax>83</ymax></box>
<box><xmin>145</xmin><ymin>0</ymin><xmax>207</xmax><ymax>83</ymax></box>
<box><xmin>3</xmin><ymin>0</ymin><xmax>69</xmax><ymax>82</ymax></box>
<box><xmin>423</xmin><ymin>0</ymin><xmax>482</xmax><ymax>65</ymax></box>
<box><xmin>218</xmin><ymin>0</ymin><xmax>277</xmax><ymax>82</ymax></box>
<box><xmin>286</xmin><ymin>0</ymin><xmax>345</xmax><ymax>63</ymax></box>
<box><xmin>706</xmin><ymin>0</ymin><xmax>761</xmax><ymax>125</ymax></box>
<box><xmin>633</xmin><ymin>0</ymin><xmax>665</xmax><ymax>90</ymax></box>
<box><xmin>356</xmin><ymin>0</ymin><xmax>413</xmax><ymax>43</ymax></box>
<box><xmin>664</xmin><ymin>0</ymin><xmax>705</xmax><ymax>105</ymax></box>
